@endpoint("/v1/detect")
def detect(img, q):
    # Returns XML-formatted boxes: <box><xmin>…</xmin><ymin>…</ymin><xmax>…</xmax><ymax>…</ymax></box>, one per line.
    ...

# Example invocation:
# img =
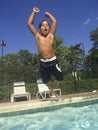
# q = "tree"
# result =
<box><xmin>84</xmin><ymin>28</ymin><xmax>98</xmax><ymax>78</ymax></box>
<box><xmin>53</xmin><ymin>36</ymin><xmax>69</xmax><ymax>67</ymax></box>
<box><xmin>90</xmin><ymin>28</ymin><xmax>98</xmax><ymax>48</ymax></box>
<box><xmin>18</xmin><ymin>49</ymin><xmax>33</xmax><ymax>66</ymax></box>
<box><xmin>87</xmin><ymin>28</ymin><xmax>98</xmax><ymax>64</ymax></box>
<box><xmin>4</xmin><ymin>53</ymin><xmax>19</xmax><ymax>66</ymax></box>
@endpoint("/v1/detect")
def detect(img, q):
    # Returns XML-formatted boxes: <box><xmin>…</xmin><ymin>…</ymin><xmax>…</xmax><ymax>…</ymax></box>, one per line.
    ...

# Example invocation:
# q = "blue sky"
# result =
<box><xmin>0</xmin><ymin>0</ymin><xmax>98</xmax><ymax>56</ymax></box>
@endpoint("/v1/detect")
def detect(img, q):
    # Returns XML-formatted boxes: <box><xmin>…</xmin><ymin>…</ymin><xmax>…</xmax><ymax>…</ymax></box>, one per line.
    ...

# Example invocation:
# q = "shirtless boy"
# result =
<box><xmin>27</xmin><ymin>7</ymin><xmax>63</xmax><ymax>83</ymax></box>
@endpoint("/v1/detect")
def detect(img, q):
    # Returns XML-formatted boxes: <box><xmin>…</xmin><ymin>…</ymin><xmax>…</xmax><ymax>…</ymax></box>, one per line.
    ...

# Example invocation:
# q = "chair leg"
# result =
<box><xmin>11</xmin><ymin>95</ymin><xmax>14</xmax><ymax>102</ymax></box>
<box><xmin>36</xmin><ymin>92</ymin><xmax>44</xmax><ymax>99</ymax></box>
<box><xmin>52</xmin><ymin>89</ymin><xmax>61</xmax><ymax>96</ymax></box>
<box><xmin>27</xmin><ymin>94</ymin><xmax>31</xmax><ymax>100</ymax></box>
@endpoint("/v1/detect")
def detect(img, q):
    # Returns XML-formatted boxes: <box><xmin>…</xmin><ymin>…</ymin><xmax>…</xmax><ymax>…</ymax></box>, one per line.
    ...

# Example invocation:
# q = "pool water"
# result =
<box><xmin>0</xmin><ymin>103</ymin><xmax>98</xmax><ymax>130</ymax></box>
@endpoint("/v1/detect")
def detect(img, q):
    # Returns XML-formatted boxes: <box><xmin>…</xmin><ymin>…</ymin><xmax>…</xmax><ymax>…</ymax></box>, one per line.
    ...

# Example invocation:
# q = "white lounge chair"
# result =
<box><xmin>36</xmin><ymin>79</ymin><xmax>61</xmax><ymax>99</ymax></box>
<box><xmin>11</xmin><ymin>81</ymin><xmax>31</xmax><ymax>102</ymax></box>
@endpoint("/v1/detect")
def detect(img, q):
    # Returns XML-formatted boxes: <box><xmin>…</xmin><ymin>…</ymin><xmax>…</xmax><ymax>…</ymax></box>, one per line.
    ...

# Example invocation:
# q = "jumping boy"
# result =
<box><xmin>27</xmin><ymin>7</ymin><xmax>63</xmax><ymax>83</ymax></box>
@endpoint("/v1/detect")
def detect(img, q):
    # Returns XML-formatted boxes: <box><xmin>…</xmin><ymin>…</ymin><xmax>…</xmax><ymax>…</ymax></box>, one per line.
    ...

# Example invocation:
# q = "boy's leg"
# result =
<box><xmin>52</xmin><ymin>63</ymin><xmax>63</xmax><ymax>81</ymax></box>
<box><xmin>40</xmin><ymin>65</ymin><xmax>51</xmax><ymax>83</ymax></box>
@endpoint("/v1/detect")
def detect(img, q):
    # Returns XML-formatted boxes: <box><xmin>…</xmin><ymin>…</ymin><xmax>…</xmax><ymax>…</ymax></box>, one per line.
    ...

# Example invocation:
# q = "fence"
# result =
<box><xmin>0</xmin><ymin>64</ymin><xmax>98</xmax><ymax>102</ymax></box>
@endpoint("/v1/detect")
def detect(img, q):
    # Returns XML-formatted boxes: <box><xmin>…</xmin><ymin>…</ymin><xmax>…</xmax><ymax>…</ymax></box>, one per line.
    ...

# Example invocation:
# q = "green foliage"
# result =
<box><xmin>87</xmin><ymin>28</ymin><xmax>98</xmax><ymax>64</ymax></box>
<box><xmin>4</xmin><ymin>53</ymin><xmax>20</xmax><ymax>66</ymax></box>
<box><xmin>53</xmin><ymin>36</ymin><xmax>70</xmax><ymax>69</ymax></box>
<box><xmin>90</xmin><ymin>28</ymin><xmax>98</xmax><ymax>45</ymax></box>
<box><xmin>18</xmin><ymin>50</ymin><xmax>33</xmax><ymax>66</ymax></box>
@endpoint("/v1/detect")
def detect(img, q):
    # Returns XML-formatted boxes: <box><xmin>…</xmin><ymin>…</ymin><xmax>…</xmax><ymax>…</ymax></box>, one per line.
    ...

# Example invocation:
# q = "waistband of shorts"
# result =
<box><xmin>40</xmin><ymin>56</ymin><xmax>57</xmax><ymax>62</ymax></box>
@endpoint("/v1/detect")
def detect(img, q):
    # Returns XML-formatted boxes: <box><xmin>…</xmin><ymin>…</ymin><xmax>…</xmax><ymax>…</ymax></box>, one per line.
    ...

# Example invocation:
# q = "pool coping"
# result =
<box><xmin>0</xmin><ymin>91</ymin><xmax>98</xmax><ymax>115</ymax></box>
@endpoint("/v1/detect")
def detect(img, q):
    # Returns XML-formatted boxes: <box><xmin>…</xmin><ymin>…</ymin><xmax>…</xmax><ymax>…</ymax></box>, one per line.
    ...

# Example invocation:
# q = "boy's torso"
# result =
<box><xmin>35</xmin><ymin>33</ymin><xmax>55</xmax><ymax>59</ymax></box>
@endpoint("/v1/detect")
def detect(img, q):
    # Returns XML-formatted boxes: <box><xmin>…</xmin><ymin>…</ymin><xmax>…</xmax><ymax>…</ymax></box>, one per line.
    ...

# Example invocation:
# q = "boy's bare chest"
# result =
<box><xmin>36</xmin><ymin>34</ymin><xmax>54</xmax><ymax>45</ymax></box>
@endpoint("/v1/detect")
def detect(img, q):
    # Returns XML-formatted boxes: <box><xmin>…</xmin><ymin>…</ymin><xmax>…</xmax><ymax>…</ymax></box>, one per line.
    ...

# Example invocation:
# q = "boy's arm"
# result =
<box><xmin>45</xmin><ymin>12</ymin><xmax>57</xmax><ymax>34</ymax></box>
<box><xmin>27</xmin><ymin>7</ymin><xmax>40</xmax><ymax>36</ymax></box>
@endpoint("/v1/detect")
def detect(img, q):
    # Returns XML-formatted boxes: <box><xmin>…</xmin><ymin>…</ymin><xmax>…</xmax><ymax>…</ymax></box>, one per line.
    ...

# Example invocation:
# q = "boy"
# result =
<box><xmin>27</xmin><ymin>7</ymin><xmax>63</xmax><ymax>83</ymax></box>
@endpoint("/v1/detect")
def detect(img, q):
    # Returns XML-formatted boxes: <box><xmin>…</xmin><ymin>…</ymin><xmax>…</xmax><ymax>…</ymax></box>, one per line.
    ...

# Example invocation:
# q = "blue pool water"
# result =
<box><xmin>0</xmin><ymin>102</ymin><xmax>98</xmax><ymax>130</ymax></box>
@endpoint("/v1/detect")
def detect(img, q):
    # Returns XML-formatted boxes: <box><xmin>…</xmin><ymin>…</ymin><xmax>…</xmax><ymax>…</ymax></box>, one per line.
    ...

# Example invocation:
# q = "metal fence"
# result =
<box><xmin>0</xmin><ymin>64</ymin><xmax>98</xmax><ymax>102</ymax></box>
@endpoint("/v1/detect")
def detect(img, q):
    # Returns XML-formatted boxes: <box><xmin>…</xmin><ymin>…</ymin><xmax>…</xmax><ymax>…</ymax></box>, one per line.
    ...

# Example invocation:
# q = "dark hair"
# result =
<box><xmin>38</xmin><ymin>20</ymin><xmax>51</xmax><ymax>29</ymax></box>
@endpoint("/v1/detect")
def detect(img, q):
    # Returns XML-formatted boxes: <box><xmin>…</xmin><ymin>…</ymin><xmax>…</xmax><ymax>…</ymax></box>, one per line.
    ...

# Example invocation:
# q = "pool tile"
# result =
<box><xmin>0</xmin><ymin>93</ymin><xmax>98</xmax><ymax>117</ymax></box>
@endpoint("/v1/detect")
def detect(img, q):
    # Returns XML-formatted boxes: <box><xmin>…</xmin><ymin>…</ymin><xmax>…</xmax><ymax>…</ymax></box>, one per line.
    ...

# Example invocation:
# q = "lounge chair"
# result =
<box><xmin>36</xmin><ymin>79</ymin><xmax>61</xmax><ymax>99</ymax></box>
<box><xmin>11</xmin><ymin>81</ymin><xmax>31</xmax><ymax>102</ymax></box>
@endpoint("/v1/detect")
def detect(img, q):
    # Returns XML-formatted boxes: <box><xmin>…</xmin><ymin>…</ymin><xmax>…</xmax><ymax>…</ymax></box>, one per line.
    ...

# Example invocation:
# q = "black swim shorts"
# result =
<box><xmin>40</xmin><ymin>56</ymin><xmax>63</xmax><ymax>83</ymax></box>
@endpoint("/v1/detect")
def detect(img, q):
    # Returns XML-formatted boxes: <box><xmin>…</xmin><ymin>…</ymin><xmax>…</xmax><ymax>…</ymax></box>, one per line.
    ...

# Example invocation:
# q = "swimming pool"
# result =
<box><xmin>0</xmin><ymin>99</ymin><xmax>98</xmax><ymax>130</ymax></box>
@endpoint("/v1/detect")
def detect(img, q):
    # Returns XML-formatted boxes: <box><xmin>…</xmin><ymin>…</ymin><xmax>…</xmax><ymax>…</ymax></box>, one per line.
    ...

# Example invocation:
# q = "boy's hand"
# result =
<box><xmin>33</xmin><ymin>7</ymin><xmax>40</xmax><ymax>13</ymax></box>
<box><xmin>45</xmin><ymin>12</ymin><xmax>50</xmax><ymax>17</ymax></box>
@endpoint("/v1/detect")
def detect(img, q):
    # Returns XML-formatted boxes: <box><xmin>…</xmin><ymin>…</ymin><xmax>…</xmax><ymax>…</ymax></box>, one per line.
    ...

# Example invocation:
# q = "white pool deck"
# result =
<box><xmin>0</xmin><ymin>91</ymin><xmax>98</xmax><ymax>114</ymax></box>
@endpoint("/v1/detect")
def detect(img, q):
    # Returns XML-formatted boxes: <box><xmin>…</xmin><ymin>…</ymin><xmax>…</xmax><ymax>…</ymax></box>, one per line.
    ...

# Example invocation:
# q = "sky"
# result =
<box><xmin>0</xmin><ymin>0</ymin><xmax>98</xmax><ymax>57</ymax></box>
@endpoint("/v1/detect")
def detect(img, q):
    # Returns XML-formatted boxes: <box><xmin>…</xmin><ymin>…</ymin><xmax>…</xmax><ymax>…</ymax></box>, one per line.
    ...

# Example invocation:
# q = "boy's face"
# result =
<box><xmin>40</xmin><ymin>21</ymin><xmax>50</xmax><ymax>36</ymax></box>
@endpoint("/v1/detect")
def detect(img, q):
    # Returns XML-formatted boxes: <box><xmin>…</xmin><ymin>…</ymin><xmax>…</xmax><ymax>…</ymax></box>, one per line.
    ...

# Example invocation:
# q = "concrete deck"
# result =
<box><xmin>0</xmin><ymin>91</ymin><xmax>98</xmax><ymax>114</ymax></box>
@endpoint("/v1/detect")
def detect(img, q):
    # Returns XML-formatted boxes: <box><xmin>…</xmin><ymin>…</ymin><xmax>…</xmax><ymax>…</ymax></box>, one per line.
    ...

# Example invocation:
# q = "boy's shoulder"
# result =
<box><xmin>35</xmin><ymin>32</ymin><xmax>41</xmax><ymax>39</ymax></box>
<box><xmin>48</xmin><ymin>33</ymin><xmax>54</xmax><ymax>39</ymax></box>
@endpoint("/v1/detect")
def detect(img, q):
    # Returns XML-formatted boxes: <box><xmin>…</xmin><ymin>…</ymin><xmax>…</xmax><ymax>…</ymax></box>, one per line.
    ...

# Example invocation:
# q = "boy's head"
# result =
<box><xmin>38</xmin><ymin>20</ymin><xmax>51</xmax><ymax>36</ymax></box>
